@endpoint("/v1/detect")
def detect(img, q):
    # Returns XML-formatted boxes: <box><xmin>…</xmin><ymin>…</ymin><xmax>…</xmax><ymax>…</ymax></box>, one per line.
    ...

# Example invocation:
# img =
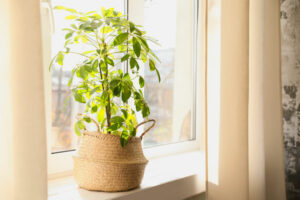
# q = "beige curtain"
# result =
<box><xmin>207</xmin><ymin>0</ymin><xmax>286</xmax><ymax>200</ymax></box>
<box><xmin>0</xmin><ymin>0</ymin><xmax>48</xmax><ymax>199</ymax></box>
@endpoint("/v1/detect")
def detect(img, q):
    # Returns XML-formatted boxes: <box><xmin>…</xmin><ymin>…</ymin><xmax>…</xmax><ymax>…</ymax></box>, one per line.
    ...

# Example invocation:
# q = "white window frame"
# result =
<box><xmin>42</xmin><ymin>0</ymin><xmax>204</xmax><ymax>177</ymax></box>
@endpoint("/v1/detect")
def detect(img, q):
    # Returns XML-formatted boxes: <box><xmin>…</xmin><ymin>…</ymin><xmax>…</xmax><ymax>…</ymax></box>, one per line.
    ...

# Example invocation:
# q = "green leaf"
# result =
<box><xmin>149</xmin><ymin>59</ymin><xmax>156</xmax><ymax>71</ymax></box>
<box><xmin>74</xmin><ymin>35</ymin><xmax>81</xmax><ymax>43</ymax></box>
<box><xmin>74</xmin><ymin>120</ymin><xmax>84</xmax><ymax>136</ymax></box>
<box><xmin>113</xmin><ymin>33</ymin><xmax>129</xmax><ymax>46</ymax></box>
<box><xmin>135</xmin><ymin>100</ymin><xmax>143</xmax><ymax>111</ymax></box>
<box><xmin>130</xmin><ymin>128</ymin><xmax>136</xmax><ymax>137</ymax></box>
<box><xmin>121</xmin><ymin>109</ymin><xmax>128</xmax><ymax>119</ymax></box>
<box><xmin>111</xmin><ymin>103</ymin><xmax>118</xmax><ymax>115</ymax></box>
<box><xmin>70</xmin><ymin>24</ymin><xmax>77</xmax><ymax>30</ymax></box>
<box><xmin>110</xmin><ymin>79</ymin><xmax>120</xmax><ymax>88</ymax></box>
<box><xmin>97</xmin><ymin>108</ymin><xmax>105</xmax><ymax>122</ymax></box>
<box><xmin>56</xmin><ymin>51</ymin><xmax>64</xmax><ymax>66</ymax></box>
<box><xmin>74</xmin><ymin>92</ymin><xmax>86</xmax><ymax>103</ymax></box>
<box><xmin>155</xmin><ymin>68</ymin><xmax>161</xmax><ymax>82</ymax></box>
<box><xmin>48</xmin><ymin>54</ymin><xmax>58</xmax><ymax>71</ymax></box>
<box><xmin>138</xmin><ymin>37</ymin><xmax>150</xmax><ymax>52</ymax></box>
<box><xmin>134</xmin><ymin>27</ymin><xmax>143</xmax><ymax>36</ymax></box>
<box><xmin>83</xmin><ymin>116</ymin><xmax>91</xmax><ymax>123</ymax></box>
<box><xmin>121</xmin><ymin>54</ymin><xmax>130</xmax><ymax>62</ymax></box>
<box><xmin>89</xmin><ymin>87</ymin><xmax>100</xmax><ymax>97</ymax></box>
<box><xmin>77</xmin><ymin>66</ymin><xmax>88</xmax><ymax>80</ymax></box>
<box><xmin>121</xmin><ymin>86</ymin><xmax>131</xmax><ymax>103</ymax></box>
<box><xmin>100</xmin><ymin>91</ymin><xmax>108</xmax><ymax>106</ymax></box>
<box><xmin>100</xmin><ymin>60</ymin><xmax>107</xmax><ymax>72</ymax></box>
<box><xmin>150</xmin><ymin>50</ymin><xmax>161</xmax><ymax>62</ymax></box>
<box><xmin>111</xmin><ymin>116</ymin><xmax>125</xmax><ymax>124</ymax></box>
<box><xmin>113</xmin><ymin>86</ymin><xmax>121</xmax><ymax>96</ymax></box>
<box><xmin>130</xmin><ymin>57</ymin><xmax>137</xmax><ymax>69</ymax></box>
<box><xmin>83</xmin><ymin>64</ymin><xmax>92</xmax><ymax>73</ymax></box>
<box><xmin>68</xmin><ymin>69</ymin><xmax>76</xmax><ymax>87</ymax></box>
<box><xmin>65</xmin><ymin>32</ymin><xmax>73</xmax><ymax>39</ymax></box>
<box><xmin>65</xmin><ymin>47</ymin><xmax>70</xmax><ymax>53</ymax></box>
<box><xmin>91</xmin><ymin>105</ymin><xmax>98</xmax><ymax>113</ymax></box>
<box><xmin>105</xmin><ymin>56</ymin><xmax>114</xmax><ymax>66</ymax></box>
<box><xmin>64</xmin><ymin>39</ymin><xmax>72</xmax><ymax>47</ymax></box>
<box><xmin>79</xmin><ymin>22</ymin><xmax>91</xmax><ymax>31</ymax></box>
<box><xmin>129</xmin><ymin>22</ymin><xmax>135</xmax><ymax>33</ymax></box>
<box><xmin>134</xmin><ymin>91</ymin><xmax>142</xmax><ymax>99</ymax></box>
<box><xmin>109</xmin><ymin>123</ymin><xmax>121</xmax><ymax>131</ymax></box>
<box><xmin>141</xmin><ymin>53</ymin><xmax>147</xmax><ymax>63</ymax></box>
<box><xmin>120</xmin><ymin>131</ymin><xmax>129</xmax><ymax>147</ymax></box>
<box><xmin>139</xmin><ymin>76</ymin><xmax>144</xmax><ymax>88</ymax></box>
<box><xmin>132</xmin><ymin>37</ymin><xmax>141</xmax><ymax>57</ymax></box>
<box><xmin>92</xmin><ymin>59</ymin><xmax>99</xmax><ymax>70</ymax></box>
<box><xmin>142</xmin><ymin>103</ymin><xmax>150</xmax><ymax>118</ymax></box>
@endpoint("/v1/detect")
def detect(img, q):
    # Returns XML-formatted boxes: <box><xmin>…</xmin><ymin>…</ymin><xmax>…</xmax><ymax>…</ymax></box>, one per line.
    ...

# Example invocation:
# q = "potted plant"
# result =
<box><xmin>49</xmin><ymin>6</ymin><xmax>161</xmax><ymax>191</ymax></box>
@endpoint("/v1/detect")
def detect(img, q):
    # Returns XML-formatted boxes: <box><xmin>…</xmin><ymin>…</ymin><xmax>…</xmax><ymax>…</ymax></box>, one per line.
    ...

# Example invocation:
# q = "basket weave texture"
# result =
<box><xmin>73</xmin><ymin>131</ymin><xmax>148</xmax><ymax>192</ymax></box>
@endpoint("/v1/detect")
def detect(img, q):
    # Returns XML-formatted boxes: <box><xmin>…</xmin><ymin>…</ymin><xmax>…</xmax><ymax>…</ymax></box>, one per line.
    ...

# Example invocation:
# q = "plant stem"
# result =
<box><xmin>104</xmin><ymin>67</ymin><xmax>111</xmax><ymax>129</ymax></box>
<box><xmin>98</xmin><ymin>59</ymin><xmax>111</xmax><ymax>131</ymax></box>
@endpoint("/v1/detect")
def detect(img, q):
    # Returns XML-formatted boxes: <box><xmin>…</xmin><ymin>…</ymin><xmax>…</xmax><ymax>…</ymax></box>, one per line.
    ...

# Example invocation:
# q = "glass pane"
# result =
<box><xmin>142</xmin><ymin>0</ymin><xmax>196</xmax><ymax>146</ymax></box>
<box><xmin>50</xmin><ymin>0</ymin><xmax>125</xmax><ymax>153</ymax></box>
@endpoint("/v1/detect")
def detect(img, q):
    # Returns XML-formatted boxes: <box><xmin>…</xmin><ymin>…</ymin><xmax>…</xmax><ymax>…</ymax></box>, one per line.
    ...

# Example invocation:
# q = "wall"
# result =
<box><xmin>280</xmin><ymin>0</ymin><xmax>300</xmax><ymax>200</ymax></box>
<box><xmin>185</xmin><ymin>193</ymin><xmax>206</xmax><ymax>200</ymax></box>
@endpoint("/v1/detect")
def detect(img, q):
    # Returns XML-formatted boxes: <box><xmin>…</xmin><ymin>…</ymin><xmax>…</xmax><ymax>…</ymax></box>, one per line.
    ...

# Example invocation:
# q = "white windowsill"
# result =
<box><xmin>48</xmin><ymin>151</ymin><xmax>205</xmax><ymax>200</ymax></box>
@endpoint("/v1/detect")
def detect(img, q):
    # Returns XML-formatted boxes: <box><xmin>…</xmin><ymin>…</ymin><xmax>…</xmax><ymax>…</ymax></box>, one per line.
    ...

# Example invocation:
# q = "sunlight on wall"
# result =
<box><xmin>0</xmin><ymin>1</ymin><xmax>13</xmax><ymax>199</ymax></box>
<box><xmin>207</xmin><ymin>0</ymin><xmax>221</xmax><ymax>185</ymax></box>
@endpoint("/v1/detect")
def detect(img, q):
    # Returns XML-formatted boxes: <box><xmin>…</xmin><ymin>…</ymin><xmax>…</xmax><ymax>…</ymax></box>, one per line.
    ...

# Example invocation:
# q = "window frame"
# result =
<box><xmin>44</xmin><ymin>0</ymin><xmax>203</xmax><ymax>176</ymax></box>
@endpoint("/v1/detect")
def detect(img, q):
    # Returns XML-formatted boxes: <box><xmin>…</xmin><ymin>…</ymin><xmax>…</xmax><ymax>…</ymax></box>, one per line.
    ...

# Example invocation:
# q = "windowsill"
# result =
<box><xmin>48</xmin><ymin>151</ymin><xmax>205</xmax><ymax>200</ymax></box>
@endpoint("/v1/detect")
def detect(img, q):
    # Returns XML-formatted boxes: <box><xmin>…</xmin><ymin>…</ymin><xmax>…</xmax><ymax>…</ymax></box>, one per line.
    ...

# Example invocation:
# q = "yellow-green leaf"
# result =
<box><xmin>81</xmin><ymin>35</ymin><xmax>88</xmax><ymax>43</ymax></box>
<box><xmin>56</xmin><ymin>52</ymin><xmax>64</xmax><ymax>66</ymax></box>
<box><xmin>65</xmin><ymin>15</ymin><xmax>77</xmax><ymax>20</ymax></box>
<box><xmin>97</xmin><ymin>108</ymin><xmax>105</xmax><ymax>122</ymax></box>
<box><xmin>100</xmin><ymin>26</ymin><xmax>113</xmax><ymax>34</ymax></box>
<box><xmin>82</xmin><ymin>50</ymin><xmax>95</xmax><ymax>55</ymax></box>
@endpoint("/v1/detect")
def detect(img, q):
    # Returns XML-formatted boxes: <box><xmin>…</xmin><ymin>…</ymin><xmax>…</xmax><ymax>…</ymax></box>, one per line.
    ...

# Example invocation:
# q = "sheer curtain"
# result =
<box><xmin>207</xmin><ymin>0</ymin><xmax>286</xmax><ymax>200</ymax></box>
<box><xmin>0</xmin><ymin>0</ymin><xmax>47</xmax><ymax>199</ymax></box>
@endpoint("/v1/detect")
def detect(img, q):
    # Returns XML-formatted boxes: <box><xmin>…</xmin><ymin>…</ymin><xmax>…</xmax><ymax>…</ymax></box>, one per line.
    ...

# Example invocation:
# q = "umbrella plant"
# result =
<box><xmin>49</xmin><ymin>6</ymin><xmax>160</xmax><ymax>147</ymax></box>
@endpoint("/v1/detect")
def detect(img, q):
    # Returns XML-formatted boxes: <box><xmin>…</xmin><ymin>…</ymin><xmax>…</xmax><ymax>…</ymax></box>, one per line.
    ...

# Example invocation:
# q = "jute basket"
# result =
<box><xmin>73</xmin><ymin>118</ymin><xmax>155</xmax><ymax>192</ymax></box>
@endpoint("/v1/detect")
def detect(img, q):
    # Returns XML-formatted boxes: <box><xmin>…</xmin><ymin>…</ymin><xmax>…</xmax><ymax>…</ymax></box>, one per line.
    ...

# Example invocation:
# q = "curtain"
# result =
<box><xmin>0</xmin><ymin>0</ymin><xmax>48</xmax><ymax>199</ymax></box>
<box><xmin>207</xmin><ymin>0</ymin><xmax>286</xmax><ymax>200</ymax></box>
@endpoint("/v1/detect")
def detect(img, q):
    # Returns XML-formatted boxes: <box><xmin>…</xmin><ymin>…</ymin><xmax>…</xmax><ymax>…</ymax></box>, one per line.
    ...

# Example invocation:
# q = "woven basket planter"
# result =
<box><xmin>73</xmin><ymin>119</ymin><xmax>155</xmax><ymax>192</ymax></box>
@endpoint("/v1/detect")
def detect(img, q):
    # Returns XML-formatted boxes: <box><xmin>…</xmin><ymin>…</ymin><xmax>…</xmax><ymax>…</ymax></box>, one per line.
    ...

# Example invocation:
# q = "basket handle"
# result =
<box><xmin>76</xmin><ymin>113</ymin><xmax>100</xmax><ymax>132</ymax></box>
<box><xmin>136</xmin><ymin>119</ymin><xmax>156</xmax><ymax>140</ymax></box>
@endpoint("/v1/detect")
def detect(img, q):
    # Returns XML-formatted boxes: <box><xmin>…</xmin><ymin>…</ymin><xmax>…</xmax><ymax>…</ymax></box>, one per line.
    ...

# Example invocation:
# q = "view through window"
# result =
<box><xmin>142</xmin><ymin>0</ymin><xmax>196</xmax><ymax>146</ymax></box>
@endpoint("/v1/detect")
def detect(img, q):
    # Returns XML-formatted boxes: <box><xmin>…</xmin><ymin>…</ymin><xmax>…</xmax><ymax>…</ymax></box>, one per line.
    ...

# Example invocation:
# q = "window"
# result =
<box><xmin>41</xmin><ymin>0</ymin><xmax>201</xmax><ymax>174</ymax></box>
<box><xmin>141</xmin><ymin>0</ymin><xmax>196</xmax><ymax>146</ymax></box>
